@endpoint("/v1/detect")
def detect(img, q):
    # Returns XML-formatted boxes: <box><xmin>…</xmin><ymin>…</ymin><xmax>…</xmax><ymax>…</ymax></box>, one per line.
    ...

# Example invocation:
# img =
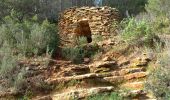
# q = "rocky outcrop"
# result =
<box><xmin>47</xmin><ymin>73</ymin><xmax>103</xmax><ymax>84</ymax></box>
<box><xmin>44</xmin><ymin>51</ymin><xmax>153</xmax><ymax>99</ymax></box>
<box><xmin>32</xmin><ymin>96</ymin><xmax>52</xmax><ymax>100</ymax></box>
<box><xmin>1</xmin><ymin>44</ymin><xmax>153</xmax><ymax>100</ymax></box>
<box><xmin>56</xmin><ymin>65</ymin><xmax>90</xmax><ymax>77</ymax></box>
<box><xmin>52</xmin><ymin>86</ymin><xmax>114</xmax><ymax>100</ymax></box>
<box><xmin>121</xmin><ymin>81</ymin><xmax>144</xmax><ymax>89</ymax></box>
<box><xmin>120</xmin><ymin>90</ymin><xmax>147</xmax><ymax>98</ymax></box>
<box><xmin>89</xmin><ymin>60</ymin><xmax>117</xmax><ymax>73</ymax></box>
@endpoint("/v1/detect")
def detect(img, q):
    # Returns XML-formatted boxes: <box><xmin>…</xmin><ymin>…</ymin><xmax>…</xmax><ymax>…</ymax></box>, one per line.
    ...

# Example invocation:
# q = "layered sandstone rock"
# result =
<box><xmin>52</xmin><ymin>86</ymin><xmax>114</xmax><ymax>100</ymax></box>
<box><xmin>42</xmin><ymin>52</ymin><xmax>154</xmax><ymax>100</ymax></box>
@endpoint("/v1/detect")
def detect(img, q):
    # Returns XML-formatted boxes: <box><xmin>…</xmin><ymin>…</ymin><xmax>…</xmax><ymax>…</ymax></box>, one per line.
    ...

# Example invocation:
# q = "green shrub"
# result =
<box><xmin>152</xmin><ymin>17</ymin><xmax>170</xmax><ymax>34</ymax></box>
<box><xmin>0</xmin><ymin>12</ymin><xmax>59</xmax><ymax>57</ymax></box>
<box><xmin>146</xmin><ymin>0</ymin><xmax>170</xmax><ymax>17</ymax></box>
<box><xmin>0</xmin><ymin>43</ymin><xmax>51</xmax><ymax>95</ymax></box>
<box><xmin>62</xmin><ymin>46</ymin><xmax>85</xmax><ymax>64</ymax></box>
<box><xmin>93</xmin><ymin>35</ymin><xmax>103</xmax><ymax>42</ymax></box>
<box><xmin>145</xmin><ymin>53</ymin><xmax>170</xmax><ymax>99</ymax></box>
<box><xmin>76</xmin><ymin>37</ymin><xmax>88</xmax><ymax>46</ymax></box>
<box><xmin>121</xmin><ymin>18</ymin><xmax>157</xmax><ymax>46</ymax></box>
<box><xmin>62</xmin><ymin>43</ymin><xmax>100</xmax><ymax>64</ymax></box>
<box><xmin>14</xmin><ymin>68</ymin><xmax>27</xmax><ymax>92</ymax></box>
<box><xmin>87</xmin><ymin>92</ymin><xmax>122</xmax><ymax>100</ymax></box>
<box><xmin>0</xmin><ymin>43</ymin><xmax>18</xmax><ymax>79</ymax></box>
<box><xmin>35</xmin><ymin>77</ymin><xmax>53</xmax><ymax>92</ymax></box>
<box><xmin>0</xmin><ymin>43</ymin><xmax>27</xmax><ymax>92</ymax></box>
<box><xmin>145</xmin><ymin>0</ymin><xmax>170</xmax><ymax>35</ymax></box>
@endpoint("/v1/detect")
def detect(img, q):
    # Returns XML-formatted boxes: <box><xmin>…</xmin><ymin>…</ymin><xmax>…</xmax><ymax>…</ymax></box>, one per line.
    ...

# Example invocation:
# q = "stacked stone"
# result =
<box><xmin>58</xmin><ymin>6</ymin><xmax>121</xmax><ymax>44</ymax></box>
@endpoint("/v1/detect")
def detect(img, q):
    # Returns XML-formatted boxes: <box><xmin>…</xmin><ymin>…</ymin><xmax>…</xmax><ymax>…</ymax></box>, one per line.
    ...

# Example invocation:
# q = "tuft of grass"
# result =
<box><xmin>93</xmin><ymin>35</ymin><xmax>103</xmax><ymax>42</ymax></box>
<box><xmin>77</xmin><ymin>37</ymin><xmax>88</xmax><ymax>45</ymax></box>
<box><xmin>62</xmin><ymin>46</ymin><xmax>85</xmax><ymax>64</ymax></box>
<box><xmin>87</xmin><ymin>92</ymin><xmax>122</xmax><ymax>100</ymax></box>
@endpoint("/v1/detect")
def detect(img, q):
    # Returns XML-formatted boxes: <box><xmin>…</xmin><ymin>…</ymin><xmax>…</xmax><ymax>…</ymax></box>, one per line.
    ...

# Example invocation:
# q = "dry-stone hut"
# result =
<box><xmin>58</xmin><ymin>6</ymin><xmax>121</xmax><ymax>46</ymax></box>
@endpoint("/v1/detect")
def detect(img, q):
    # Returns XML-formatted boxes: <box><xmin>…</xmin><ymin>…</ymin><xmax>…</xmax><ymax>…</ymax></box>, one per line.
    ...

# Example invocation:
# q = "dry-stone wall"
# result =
<box><xmin>58</xmin><ymin>6</ymin><xmax>121</xmax><ymax>45</ymax></box>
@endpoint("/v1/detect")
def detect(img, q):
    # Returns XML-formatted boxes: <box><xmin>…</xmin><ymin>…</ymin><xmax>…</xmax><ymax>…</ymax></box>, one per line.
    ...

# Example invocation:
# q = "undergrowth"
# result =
<box><xmin>62</xmin><ymin>43</ymin><xmax>100</xmax><ymax>64</ymax></box>
<box><xmin>0</xmin><ymin>11</ymin><xmax>60</xmax><ymax>57</ymax></box>
<box><xmin>87</xmin><ymin>92</ymin><xmax>122</xmax><ymax>100</ymax></box>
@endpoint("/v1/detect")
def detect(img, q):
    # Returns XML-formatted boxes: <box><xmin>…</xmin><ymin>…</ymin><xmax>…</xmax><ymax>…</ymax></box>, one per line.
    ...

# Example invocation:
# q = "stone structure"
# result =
<box><xmin>58</xmin><ymin>6</ymin><xmax>121</xmax><ymax>45</ymax></box>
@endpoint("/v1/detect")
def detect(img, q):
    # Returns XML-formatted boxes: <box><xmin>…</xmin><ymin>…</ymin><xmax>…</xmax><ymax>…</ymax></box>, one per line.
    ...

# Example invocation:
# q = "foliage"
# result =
<box><xmin>14</xmin><ymin>68</ymin><xmax>27</xmax><ymax>92</ymax></box>
<box><xmin>0</xmin><ymin>10</ymin><xmax>59</xmax><ymax>97</ymax></box>
<box><xmin>107</xmin><ymin>0</ymin><xmax>147</xmax><ymax>17</ymax></box>
<box><xmin>93</xmin><ymin>35</ymin><xmax>103</xmax><ymax>42</ymax></box>
<box><xmin>0</xmin><ymin>0</ymin><xmax>148</xmax><ymax>22</ymax></box>
<box><xmin>152</xmin><ymin>17</ymin><xmax>170</xmax><ymax>34</ymax></box>
<box><xmin>145</xmin><ymin>52</ymin><xmax>170</xmax><ymax>99</ymax></box>
<box><xmin>0</xmin><ymin>0</ymin><xmax>59</xmax><ymax>22</ymax></box>
<box><xmin>0</xmin><ymin>12</ymin><xmax>59</xmax><ymax>57</ymax></box>
<box><xmin>0</xmin><ymin>43</ymin><xmax>18</xmax><ymax>79</ymax></box>
<box><xmin>0</xmin><ymin>43</ymin><xmax>27</xmax><ymax>93</ymax></box>
<box><xmin>146</xmin><ymin>0</ymin><xmax>170</xmax><ymax>17</ymax></box>
<box><xmin>62</xmin><ymin>46</ymin><xmax>85</xmax><ymax>64</ymax></box>
<box><xmin>0</xmin><ymin>44</ymin><xmax>53</xmax><ymax>96</ymax></box>
<box><xmin>87</xmin><ymin>92</ymin><xmax>122</xmax><ymax>100</ymax></box>
<box><xmin>145</xmin><ymin>0</ymin><xmax>170</xmax><ymax>35</ymax></box>
<box><xmin>35</xmin><ymin>77</ymin><xmax>53</xmax><ymax>92</ymax></box>
<box><xmin>62</xmin><ymin>43</ymin><xmax>99</xmax><ymax>64</ymax></box>
<box><xmin>76</xmin><ymin>37</ymin><xmax>88</xmax><ymax>46</ymax></box>
<box><xmin>121</xmin><ymin>18</ymin><xmax>158</xmax><ymax>47</ymax></box>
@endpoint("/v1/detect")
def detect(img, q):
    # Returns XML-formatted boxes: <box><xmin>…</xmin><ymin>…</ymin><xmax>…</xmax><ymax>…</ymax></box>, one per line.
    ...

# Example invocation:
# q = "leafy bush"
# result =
<box><xmin>145</xmin><ymin>0</ymin><xmax>170</xmax><ymax>35</ymax></box>
<box><xmin>62</xmin><ymin>43</ymin><xmax>100</xmax><ymax>64</ymax></box>
<box><xmin>121</xmin><ymin>18</ymin><xmax>158</xmax><ymax>46</ymax></box>
<box><xmin>93</xmin><ymin>35</ymin><xmax>103</xmax><ymax>42</ymax></box>
<box><xmin>14</xmin><ymin>68</ymin><xmax>27</xmax><ymax>92</ymax></box>
<box><xmin>75</xmin><ymin>37</ymin><xmax>88</xmax><ymax>46</ymax></box>
<box><xmin>62</xmin><ymin>46</ymin><xmax>85</xmax><ymax>64</ymax></box>
<box><xmin>87</xmin><ymin>92</ymin><xmax>122</xmax><ymax>100</ymax></box>
<box><xmin>145</xmin><ymin>52</ymin><xmax>170</xmax><ymax>99</ymax></box>
<box><xmin>0</xmin><ymin>43</ymin><xmax>52</xmax><ymax>95</ymax></box>
<box><xmin>0</xmin><ymin>12</ymin><xmax>59</xmax><ymax>57</ymax></box>
<box><xmin>146</xmin><ymin>0</ymin><xmax>170</xmax><ymax>17</ymax></box>
<box><xmin>0</xmin><ymin>43</ymin><xmax>27</xmax><ymax>92</ymax></box>
<box><xmin>0</xmin><ymin>43</ymin><xmax>18</xmax><ymax>79</ymax></box>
